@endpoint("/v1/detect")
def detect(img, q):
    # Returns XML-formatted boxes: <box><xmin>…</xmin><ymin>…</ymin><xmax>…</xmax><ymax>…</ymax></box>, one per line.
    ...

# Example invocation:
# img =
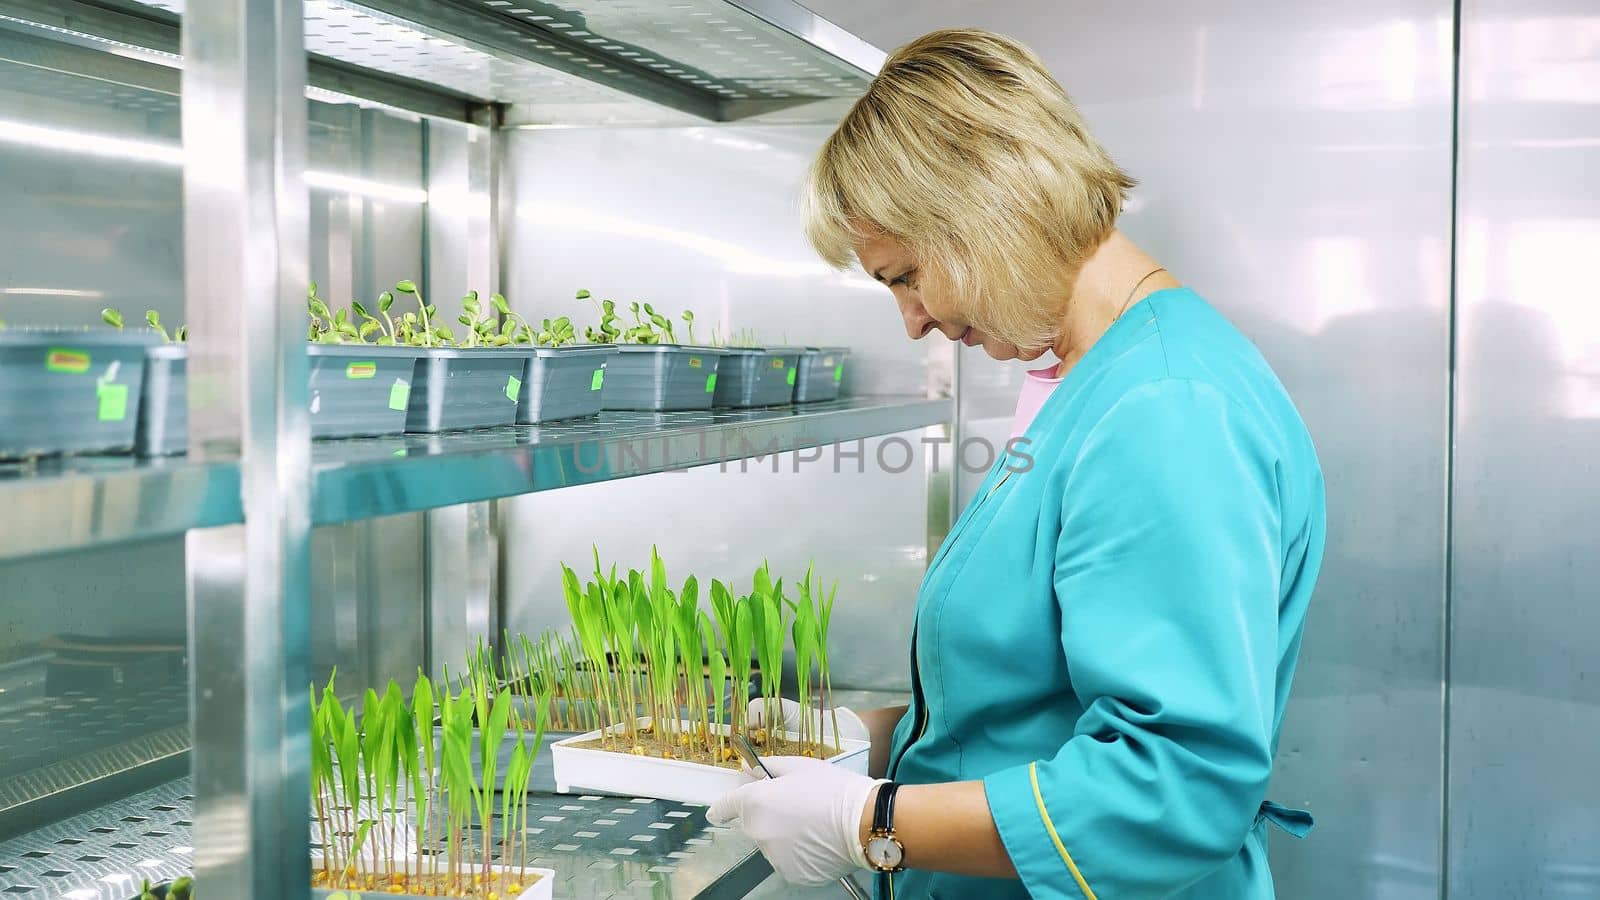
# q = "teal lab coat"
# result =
<box><xmin>883</xmin><ymin>289</ymin><xmax>1325</xmax><ymax>900</ymax></box>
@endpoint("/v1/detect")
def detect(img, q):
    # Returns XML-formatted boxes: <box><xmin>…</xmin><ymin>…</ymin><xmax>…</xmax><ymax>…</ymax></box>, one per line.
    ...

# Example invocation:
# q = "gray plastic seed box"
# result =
<box><xmin>307</xmin><ymin>344</ymin><xmax>424</xmax><ymax>439</ymax></box>
<box><xmin>794</xmin><ymin>346</ymin><xmax>850</xmax><ymax>403</ymax></box>
<box><xmin>712</xmin><ymin>346</ymin><xmax>803</xmax><ymax>408</ymax></box>
<box><xmin>0</xmin><ymin>329</ymin><xmax>155</xmax><ymax>459</ymax></box>
<box><xmin>516</xmin><ymin>345</ymin><xmax>618</xmax><ymax>424</ymax></box>
<box><xmin>600</xmin><ymin>345</ymin><xmax>726</xmax><ymax>411</ymax></box>
<box><xmin>405</xmin><ymin>346</ymin><xmax>525</xmax><ymax>432</ymax></box>
<box><xmin>136</xmin><ymin>344</ymin><xmax>187</xmax><ymax>457</ymax></box>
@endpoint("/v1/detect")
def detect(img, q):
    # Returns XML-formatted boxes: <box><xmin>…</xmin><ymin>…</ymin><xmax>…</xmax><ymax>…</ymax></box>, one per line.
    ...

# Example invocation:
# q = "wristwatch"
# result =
<box><xmin>863</xmin><ymin>781</ymin><xmax>906</xmax><ymax>873</ymax></box>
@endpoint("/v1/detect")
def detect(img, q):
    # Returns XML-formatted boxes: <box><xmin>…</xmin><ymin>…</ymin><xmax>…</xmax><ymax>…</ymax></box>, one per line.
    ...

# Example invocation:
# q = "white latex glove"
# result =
<box><xmin>706</xmin><ymin>755</ymin><xmax>885</xmax><ymax>885</ymax></box>
<box><xmin>747</xmin><ymin>697</ymin><xmax>870</xmax><ymax>744</ymax></box>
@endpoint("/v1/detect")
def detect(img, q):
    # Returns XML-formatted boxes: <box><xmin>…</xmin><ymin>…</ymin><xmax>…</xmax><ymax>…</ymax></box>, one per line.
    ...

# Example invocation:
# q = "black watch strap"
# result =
<box><xmin>872</xmin><ymin>781</ymin><xmax>900</xmax><ymax>834</ymax></box>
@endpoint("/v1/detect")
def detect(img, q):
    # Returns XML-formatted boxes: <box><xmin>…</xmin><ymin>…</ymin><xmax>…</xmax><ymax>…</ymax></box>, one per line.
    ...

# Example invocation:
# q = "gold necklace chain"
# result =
<box><xmin>1115</xmin><ymin>266</ymin><xmax>1167</xmax><ymax>320</ymax></box>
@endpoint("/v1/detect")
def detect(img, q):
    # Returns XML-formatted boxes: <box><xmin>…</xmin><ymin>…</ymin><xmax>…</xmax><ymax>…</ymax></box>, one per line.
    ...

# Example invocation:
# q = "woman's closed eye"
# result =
<box><xmin>888</xmin><ymin>269</ymin><xmax>917</xmax><ymax>288</ymax></box>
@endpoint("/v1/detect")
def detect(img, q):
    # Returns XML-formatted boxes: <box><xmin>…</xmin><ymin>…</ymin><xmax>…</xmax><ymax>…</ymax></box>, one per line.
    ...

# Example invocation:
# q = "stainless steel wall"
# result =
<box><xmin>0</xmin><ymin>55</ymin><xmax>438</xmax><ymax>827</ymax></box>
<box><xmin>1450</xmin><ymin>1</ymin><xmax>1600</xmax><ymax>895</ymax></box>
<box><xmin>800</xmin><ymin>1</ymin><xmax>1457</xmax><ymax>897</ymax></box>
<box><xmin>498</xmin><ymin>124</ymin><xmax>935</xmax><ymax>690</ymax></box>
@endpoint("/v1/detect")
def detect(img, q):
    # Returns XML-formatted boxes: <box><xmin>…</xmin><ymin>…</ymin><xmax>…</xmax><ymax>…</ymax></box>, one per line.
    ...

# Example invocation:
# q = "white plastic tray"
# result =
<box><xmin>310</xmin><ymin>853</ymin><xmax>554</xmax><ymax>900</ymax></box>
<box><xmin>550</xmin><ymin>717</ymin><xmax>870</xmax><ymax>806</ymax></box>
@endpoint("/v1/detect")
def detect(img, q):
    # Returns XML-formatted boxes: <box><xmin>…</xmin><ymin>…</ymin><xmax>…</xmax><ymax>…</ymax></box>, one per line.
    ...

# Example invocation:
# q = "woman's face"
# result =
<box><xmin>854</xmin><ymin>232</ymin><xmax>1048</xmax><ymax>362</ymax></box>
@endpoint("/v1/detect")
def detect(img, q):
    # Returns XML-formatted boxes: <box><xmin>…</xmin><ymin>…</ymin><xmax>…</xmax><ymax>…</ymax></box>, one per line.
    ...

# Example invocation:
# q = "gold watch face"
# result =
<box><xmin>866</xmin><ymin>835</ymin><xmax>904</xmax><ymax>870</ymax></box>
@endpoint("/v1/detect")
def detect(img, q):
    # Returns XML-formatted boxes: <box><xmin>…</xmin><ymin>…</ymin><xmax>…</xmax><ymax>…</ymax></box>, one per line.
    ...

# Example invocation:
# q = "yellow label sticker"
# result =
<box><xmin>346</xmin><ymin>361</ymin><xmax>377</xmax><ymax>379</ymax></box>
<box><xmin>688</xmin><ymin>356</ymin><xmax>703</xmax><ymax>369</ymax></box>
<box><xmin>705</xmin><ymin>372</ymin><xmax>718</xmax><ymax>393</ymax></box>
<box><xmin>771</xmin><ymin>358</ymin><xmax>785</xmax><ymax>369</ymax></box>
<box><xmin>96</xmin><ymin>382</ymin><xmax>129</xmax><ymax>421</ymax></box>
<box><xmin>591</xmin><ymin>368</ymin><xmax>605</xmax><ymax>391</ymax></box>
<box><xmin>388</xmin><ymin>379</ymin><xmax>410</xmax><ymax>411</ymax></box>
<box><xmin>506</xmin><ymin>374</ymin><xmax>522</xmax><ymax>401</ymax></box>
<box><xmin>47</xmin><ymin>348</ymin><xmax>90</xmax><ymax>374</ymax></box>
<box><xmin>786</xmin><ymin>367</ymin><xmax>797</xmax><ymax>386</ymax></box>
<box><xmin>822</xmin><ymin>356</ymin><xmax>836</xmax><ymax>366</ymax></box>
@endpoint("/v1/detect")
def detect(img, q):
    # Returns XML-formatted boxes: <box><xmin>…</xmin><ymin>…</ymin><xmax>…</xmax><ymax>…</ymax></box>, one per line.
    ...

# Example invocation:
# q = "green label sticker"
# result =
<box><xmin>771</xmin><ymin>358</ymin><xmax>786</xmax><ymax>369</ymax></box>
<box><xmin>591</xmin><ymin>368</ymin><xmax>604</xmax><ymax>391</ymax></box>
<box><xmin>345</xmin><ymin>361</ymin><xmax>376</xmax><ymax>379</ymax></box>
<box><xmin>705</xmin><ymin>372</ymin><xmax>718</xmax><ymax>393</ymax></box>
<box><xmin>388</xmin><ymin>379</ymin><xmax>410</xmax><ymax>411</ymax></box>
<box><xmin>834</xmin><ymin>363</ymin><xmax>844</xmax><ymax>382</ymax></box>
<box><xmin>688</xmin><ymin>356</ymin><xmax>703</xmax><ymax>369</ymax></box>
<box><xmin>786</xmin><ymin>366</ymin><xmax>797</xmax><ymax>386</ymax></box>
<box><xmin>506</xmin><ymin>374</ymin><xmax>522</xmax><ymax>401</ymax></box>
<box><xmin>96</xmin><ymin>382</ymin><xmax>129</xmax><ymax>421</ymax></box>
<box><xmin>46</xmin><ymin>348</ymin><xmax>90</xmax><ymax>374</ymax></box>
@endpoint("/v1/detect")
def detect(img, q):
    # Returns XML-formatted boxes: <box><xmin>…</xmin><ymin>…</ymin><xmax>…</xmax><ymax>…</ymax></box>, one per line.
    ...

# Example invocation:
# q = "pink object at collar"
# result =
<box><xmin>1011</xmin><ymin>364</ymin><xmax>1064</xmax><ymax>439</ymax></box>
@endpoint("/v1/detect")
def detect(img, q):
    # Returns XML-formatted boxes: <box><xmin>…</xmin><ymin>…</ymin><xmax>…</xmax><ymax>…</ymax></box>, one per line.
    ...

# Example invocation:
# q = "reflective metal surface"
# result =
<box><xmin>104</xmin><ymin>0</ymin><xmax>880</xmax><ymax>124</ymax></box>
<box><xmin>1450</xmin><ymin>1</ymin><xmax>1600</xmax><ymax>895</ymax></box>
<box><xmin>803</xmin><ymin>2</ymin><xmax>1457</xmax><ymax>896</ymax></box>
<box><xmin>181</xmin><ymin>2</ymin><xmax>313</xmax><ymax>899</ymax></box>
<box><xmin>0</xmin><ymin>457</ymin><xmax>240</xmax><ymax>561</ymax></box>
<box><xmin>357</xmin><ymin>0</ymin><xmax>879</xmax><ymax>121</ymax></box>
<box><xmin>424</xmin><ymin>502</ymin><xmax>495</xmax><ymax>678</ymax></box>
<box><xmin>0</xmin><ymin>747</ymin><xmax>781</xmax><ymax>899</ymax></box>
<box><xmin>501</xmin><ymin>123</ymin><xmax>947</xmax><ymax>692</ymax></box>
<box><xmin>2</xmin><ymin>0</ymin><xmax>475</xmax><ymax>121</ymax></box>
<box><xmin>314</xmin><ymin>397</ymin><xmax>948</xmax><ymax>522</ymax></box>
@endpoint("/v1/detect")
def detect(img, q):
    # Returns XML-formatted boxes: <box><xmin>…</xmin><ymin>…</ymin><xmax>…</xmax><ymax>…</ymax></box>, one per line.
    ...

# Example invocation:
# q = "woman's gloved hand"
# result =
<box><xmin>746</xmin><ymin>698</ymin><xmax>870</xmax><ymax>744</ymax></box>
<box><xmin>707</xmin><ymin>755</ymin><xmax>884</xmax><ymax>885</ymax></box>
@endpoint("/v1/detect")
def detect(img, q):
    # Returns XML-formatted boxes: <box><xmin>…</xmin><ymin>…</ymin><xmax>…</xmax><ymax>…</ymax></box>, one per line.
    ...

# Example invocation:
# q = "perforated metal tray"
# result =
<box><xmin>75</xmin><ymin>0</ymin><xmax>881</xmax><ymax>123</ymax></box>
<box><xmin>0</xmin><ymin>766</ymin><xmax>770</xmax><ymax>900</ymax></box>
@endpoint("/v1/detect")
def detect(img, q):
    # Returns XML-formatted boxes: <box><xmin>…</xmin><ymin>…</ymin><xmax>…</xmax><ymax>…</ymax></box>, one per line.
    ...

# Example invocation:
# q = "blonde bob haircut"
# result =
<box><xmin>803</xmin><ymin>29</ymin><xmax>1135</xmax><ymax>348</ymax></box>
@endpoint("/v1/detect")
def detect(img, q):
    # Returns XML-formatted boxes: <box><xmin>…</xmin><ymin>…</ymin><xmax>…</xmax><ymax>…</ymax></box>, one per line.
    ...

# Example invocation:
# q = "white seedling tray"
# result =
<box><xmin>550</xmin><ymin>717</ymin><xmax>870</xmax><ymax>806</ymax></box>
<box><xmin>310</xmin><ymin>854</ymin><xmax>554</xmax><ymax>900</ymax></box>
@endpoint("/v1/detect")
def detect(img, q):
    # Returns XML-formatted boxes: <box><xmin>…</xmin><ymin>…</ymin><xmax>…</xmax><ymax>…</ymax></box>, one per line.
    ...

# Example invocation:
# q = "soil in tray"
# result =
<box><xmin>568</xmin><ymin>724</ymin><xmax>842</xmax><ymax>768</ymax></box>
<box><xmin>311</xmin><ymin>868</ymin><xmax>542</xmax><ymax>898</ymax></box>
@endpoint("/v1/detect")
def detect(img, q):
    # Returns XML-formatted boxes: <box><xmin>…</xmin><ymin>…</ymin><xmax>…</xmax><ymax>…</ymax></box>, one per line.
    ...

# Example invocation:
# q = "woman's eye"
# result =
<box><xmin>889</xmin><ymin>271</ymin><xmax>914</xmax><ymax>288</ymax></box>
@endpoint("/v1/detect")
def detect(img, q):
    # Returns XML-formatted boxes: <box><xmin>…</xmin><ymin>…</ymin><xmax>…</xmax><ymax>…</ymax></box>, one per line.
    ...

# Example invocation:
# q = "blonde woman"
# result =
<box><xmin>706</xmin><ymin>29</ymin><xmax>1325</xmax><ymax>900</ymax></box>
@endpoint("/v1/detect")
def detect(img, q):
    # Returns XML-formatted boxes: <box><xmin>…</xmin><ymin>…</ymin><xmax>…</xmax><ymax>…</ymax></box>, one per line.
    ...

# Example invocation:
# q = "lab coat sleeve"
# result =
<box><xmin>983</xmin><ymin>378</ymin><xmax>1282</xmax><ymax>899</ymax></box>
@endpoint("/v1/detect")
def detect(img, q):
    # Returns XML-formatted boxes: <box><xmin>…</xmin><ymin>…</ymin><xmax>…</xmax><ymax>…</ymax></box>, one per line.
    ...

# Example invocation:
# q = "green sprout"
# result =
<box><xmin>350</xmin><ymin>300</ymin><xmax>383</xmax><ymax>343</ymax></box>
<box><xmin>393</xmin><ymin>279</ymin><xmax>437</xmax><ymax>347</ymax></box>
<box><xmin>493</xmin><ymin>293</ymin><xmax>536</xmax><ymax>346</ymax></box>
<box><xmin>456</xmin><ymin>290</ymin><xmax>498</xmax><ymax>348</ymax></box>
<box><xmin>307</xmin><ymin>282</ymin><xmax>345</xmax><ymax>344</ymax></box>
<box><xmin>531</xmin><ymin>550</ymin><xmax>840</xmax><ymax>768</ymax></box>
<box><xmin>101</xmin><ymin>307</ymin><xmax>124</xmax><ymax>329</ymax></box>
<box><xmin>145</xmin><ymin>310</ymin><xmax>171</xmax><ymax>343</ymax></box>
<box><xmin>682</xmin><ymin>310</ymin><xmax>697</xmax><ymax>345</ymax></box>
<box><xmin>308</xmin><ymin>663</ymin><xmax>546</xmax><ymax>896</ymax></box>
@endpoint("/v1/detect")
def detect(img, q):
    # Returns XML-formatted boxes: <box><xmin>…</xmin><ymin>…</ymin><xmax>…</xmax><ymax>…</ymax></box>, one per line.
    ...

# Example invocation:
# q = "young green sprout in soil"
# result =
<box><xmin>308</xmin><ymin>667</ymin><xmax>545</xmax><ymax>898</ymax></box>
<box><xmin>391</xmin><ymin>279</ymin><xmax>456</xmax><ymax>347</ymax></box>
<box><xmin>577</xmin><ymin>289</ymin><xmax>696</xmax><ymax>346</ymax></box>
<box><xmin>545</xmin><ymin>549</ymin><xmax>841</xmax><ymax>768</ymax></box>
<box><xmin>102</xmin><ymin>307</ymin><xmax>188</xmax><ymax>342</ymax></box>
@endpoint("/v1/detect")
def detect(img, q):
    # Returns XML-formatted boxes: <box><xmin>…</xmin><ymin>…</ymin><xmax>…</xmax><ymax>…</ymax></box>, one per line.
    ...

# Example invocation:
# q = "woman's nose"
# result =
<box><xmin>900</xmin><ymin>298</ymin><xmax>937</xmax><ymax>340</ymax></box>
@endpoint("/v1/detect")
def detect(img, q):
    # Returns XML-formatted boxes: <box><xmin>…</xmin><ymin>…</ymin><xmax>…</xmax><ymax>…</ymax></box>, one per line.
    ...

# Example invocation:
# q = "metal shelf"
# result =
<box><xmin>0</xmin><ymin>739</ymin><xmax>779</xmax><ymax>900</ymax></box>
<box><xmin>313</xmin><ymin>395</ymin><xmax>949</xmax><ymax>523</ymax></box>
<box><xmin>0</xmin><ymin>396</ymin><xmax>949</xmax><ymax>559</ymax></box>
<box><xmin>0</xmin><ymin>456</ymin><xmax>241</xmax><ymax>562</ymax></box>
<box><xmin>8</xmin><ymin>0</ymin><xmax>882</xmax><ymax>124</ymax></box>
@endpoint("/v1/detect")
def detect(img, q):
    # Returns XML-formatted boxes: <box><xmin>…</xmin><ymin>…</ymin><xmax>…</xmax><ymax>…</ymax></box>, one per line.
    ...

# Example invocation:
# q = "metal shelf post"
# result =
<box><xmin>180</xmin><ymin>0</ymin><xmax>313</xmax><ymax>897</ymax></box>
